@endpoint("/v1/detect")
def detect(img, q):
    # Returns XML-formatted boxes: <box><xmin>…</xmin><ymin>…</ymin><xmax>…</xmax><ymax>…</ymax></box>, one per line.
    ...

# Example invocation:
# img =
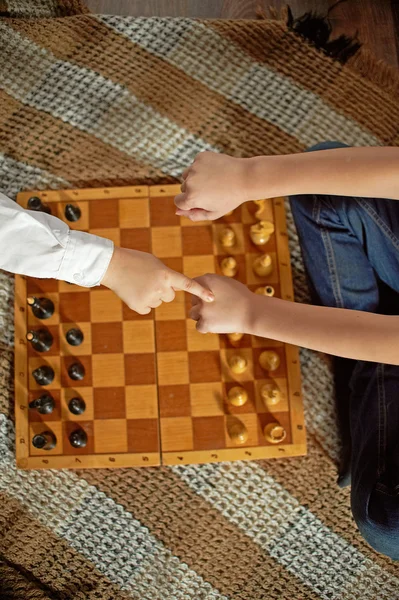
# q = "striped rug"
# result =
<box><xmin>0</xmin><ymin>1</ymin><xmax>398</xmax><ymax>598</ymax></box>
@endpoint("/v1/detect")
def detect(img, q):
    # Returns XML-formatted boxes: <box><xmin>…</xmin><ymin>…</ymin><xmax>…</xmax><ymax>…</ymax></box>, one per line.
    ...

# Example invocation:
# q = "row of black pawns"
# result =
<box><xmin>27</xmin><ymin>196</ymin><xmax>81</xmax><ymax>222</ymax></box>
<box><xmin>27</xmin><ymin>296</ymin><xmax>87</xmax><ymax>451</ymax></box>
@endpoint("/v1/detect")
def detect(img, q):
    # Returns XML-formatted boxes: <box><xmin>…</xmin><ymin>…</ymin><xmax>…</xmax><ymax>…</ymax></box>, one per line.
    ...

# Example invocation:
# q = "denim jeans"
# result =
<box><xmin>289</xmin><ymin>141</ymin><xmax>399</xmax><ymax>560</ymax></box>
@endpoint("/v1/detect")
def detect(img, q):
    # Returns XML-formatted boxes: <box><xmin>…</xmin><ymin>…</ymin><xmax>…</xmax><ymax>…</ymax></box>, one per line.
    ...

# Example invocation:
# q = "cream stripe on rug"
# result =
<box><xmin>0</xmin><ymin>152</ymin><xmax>70</xmax><ymax>199</ymax></box>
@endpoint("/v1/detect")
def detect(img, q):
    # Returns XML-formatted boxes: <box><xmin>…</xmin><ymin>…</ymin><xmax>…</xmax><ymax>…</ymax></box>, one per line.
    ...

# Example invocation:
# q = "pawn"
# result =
<box><xmin>253</xmin><ymin>254</ymin><xmax>273</xmax><ymax>277</ymax></box>
<box><xmin>64</xmin><ymin>204</ymin><xmax>81</xmax><ymax>222</ymax></box>
<box><xmin>26</xmin><ymin>328</ymin><xmax>53</xmax><ymax>353</ymax></box>
<box><xmin>259</xmin><ymin>350</ymin><xmax>280</xmax><ymax>372</ymax></box>
<box><xmin>227</xmin><ymin>332</ymin><xmax>243</xmax><ymax>343</ymax></box>
<box><xmin>261</xmin><ymin>383</ymin><xmax>281</xmax><ymax>407</ymax></box>
<box><xmin>228</xmin><ymin>386</ymin><xmax>248</xmax><ymax>407</ymax></box>
<box><xmin>68</xmin><ymin>397</ymin><xmax>86</xmax><ymax>415</ymax></box>
<box><xmin>66</xmin><ymin>328</ymin><xmax>84</xmax><ymax>346</ymax></box>
<box><xmin>69</xmin><ymin>428</ymin><xmax>87</xmax><ymax>448</ymax></box>
<box><xmin>255</xmin><ymin>286</ymin><xmax>275</xmax><ymax>297</ymax></box>
<box><xmin>228</xmin><ymin>420</ymin><xmax>249</xmax><ymax>445</ymax></box>
<box><xmin>32</xmin><ymin>430</ymin><xmax>56</xmax><ymax>450</ymax></box>
<box><xmin>68</xmin><ymin>362</ymin><xmax>85</xmax><ymax>381</ymax></box>
<box><xmin>250</xmin><ymin>221</ymin><xmax>275</xmax><ymax>246</ymax></box>
<box><xmin>27</xmin><ymin>196</ymin><xmax>51</xmax><ymax>215</ymax></box>
<box><xmin>32</xmin><ymin>365</ymin><xmax>55</xmax><ymax>386</ymax></box>
<box><xmin>29</xmin><ymin>394</ymin><xmax>55</xmax><ymax>415</ymax></box>
<box><xmin>228</xmin><ymin>354</ymin><xmax>247</xmax><ymax>374</ymax></box>
<box><xmin>27</xmin><ymin>296</ymin><xmax>54</xmax><ymax>320</ymax></box>
<box><xmin>264</xmin><ymin>422</ymin><xmax>286</xmax><ymax>444</ymax></box>
<box><xmin>221</xmin><ymin>257</ymin><xmax>237</xmax><ymax>277</ymax></box>
<box><xmin>220</xmin><ymin>227</ymin><xmax>236</xmax><ymax>248</ymax></box>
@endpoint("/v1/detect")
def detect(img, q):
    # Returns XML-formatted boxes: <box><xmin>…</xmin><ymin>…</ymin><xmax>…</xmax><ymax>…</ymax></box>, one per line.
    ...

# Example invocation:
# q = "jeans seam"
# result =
<box><xmin>377</xmin><ymin>364</ymin><xmax>387</xmax><ymax>477</ymax></box>
<box><xmin>356</xmin><ymin>198</ymin><xmax>399</xmax><ymax>251</ymax></box>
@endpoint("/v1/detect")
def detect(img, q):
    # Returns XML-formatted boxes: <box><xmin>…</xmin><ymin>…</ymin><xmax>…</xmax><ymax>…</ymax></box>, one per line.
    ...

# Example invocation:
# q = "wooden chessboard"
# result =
<box><xmin>14</xmin><ymin>185</ymin><xmax>306</xmax><ymax>470</ymax></box>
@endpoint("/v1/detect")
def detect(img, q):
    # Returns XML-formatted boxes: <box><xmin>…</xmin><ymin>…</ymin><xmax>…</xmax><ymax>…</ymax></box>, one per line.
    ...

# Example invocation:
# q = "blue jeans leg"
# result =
<box><xmin>289</xmin><ymin>141</ymin><xmax>399</xmax><ymax>560</ymax></box>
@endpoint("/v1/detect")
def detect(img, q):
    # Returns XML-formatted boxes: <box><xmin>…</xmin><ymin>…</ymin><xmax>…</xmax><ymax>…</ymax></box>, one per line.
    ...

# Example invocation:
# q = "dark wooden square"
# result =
<box><xmin>122</xmin><ymin>304</ymin><xmax>154</xmax><ymax>321</ymax></box>
<box><xmin>89</xmin><ymin>199</ymin><xmax>119</xmax><ymax>229</ymax></box>
<box><xmin>27</xmin><ymin>278</ymin><xmax>59</xmax><ymax>294</ymax></box>
<box><xmin>61</xmin><ymin>355</ymin><xmax>92</xmax><ymax>387</ymax></box>
<box><xmin>127</xmin><ymin>418</ymin><xmax>159</xmax><ymax>453</ymax></box>
<box><xmin>188</xmin><ymin>351</ymin><xmax>221</xmax><ymax>383</ymax></box>
<box><xmin>223</xmin><ymin>381</ymin><xmax>256</xmax><ymax>414</ymax></box>
<box><xmin>219</xmin><ymin>333</ymin><xmax>252</xmax><ymax>350</ymax></box>
<box><xmin>120</xmin><ymin>228</ymin><xmax>151</xmax><ymax>253</ymax></box>
<box><xmin>63</xmin><ymin>420</ymin><xmax>95</xmax><ymax>455</ymax></box>
<box><xmin>155</xmin><ymin>320</ymin><xmax>187</xmax><ymax>352</ymax></box>
<box><xmin>161</xmin><ymin>257</ymin><xmax>183</xmax><ymax>272</ymax></box>
<box><xmin>125</xmin><ymin>354</ymin><xmax>156</xmax><ymax>385</ymax></box>
<box><xmin>192</xmin><ymin>416</ymin><xmax>225</xmax><ymax>450</ymax></box>
<box><xmin>93</xmin><ymin>387</ymin><xmax>126</xmax><ymax>419</ymax></box>
<box><xmin>59</xmin><ymin>292</ymin><xmax>90</xmax><ymax>323</ymax></box>
<box><xmin>150</xmin><ymin>196</ymin><xmax>180</xmax><ymax>226</ymax></box>
<box><xmin>92</xmin><ymin>322</ymin><xmax>123</xmax><ymax>354</ymax></box>
<box><xmin>159</xmin><ymin>384</ymin><xmax>191</xmax><ymax>418</ymax></box>
<box><xmin>28</xmin><ymin>389</ymin><xmax>61</xmax><ymax>422</ymax></box>
<box><xmin>182</xmin><ymin>226</ymin><xmax>213</xmax><ymax>255</ymax></box>
<box><xmin>219</xmin><ymin>206</ymin><xmax>242</xmax><ymax>224</ymax></box>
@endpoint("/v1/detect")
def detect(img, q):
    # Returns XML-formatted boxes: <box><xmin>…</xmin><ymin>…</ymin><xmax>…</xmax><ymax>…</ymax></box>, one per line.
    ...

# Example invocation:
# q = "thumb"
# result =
<box><xmin>171</xmin><ymin>271</ymin><xmax>214</xmax><ymax>302</ymax></box>
<box><xmin>175</xmin><ymin>208</ymin><xmax>212</xmax><ymax>222</ymax></box>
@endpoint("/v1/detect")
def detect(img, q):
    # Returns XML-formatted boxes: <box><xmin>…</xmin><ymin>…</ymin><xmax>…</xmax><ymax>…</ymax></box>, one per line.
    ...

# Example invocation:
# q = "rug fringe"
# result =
<box><xmin>347</xmin><ymin>48</ymin><xmax>399</xmax><ymax>97</ymax></box>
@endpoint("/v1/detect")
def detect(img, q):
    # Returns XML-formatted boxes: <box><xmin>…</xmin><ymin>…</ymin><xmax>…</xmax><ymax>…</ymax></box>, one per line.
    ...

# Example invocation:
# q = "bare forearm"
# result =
<box><xmin>248</xmin><ymin>296</ymin><xmax>399</xmax><ymax>365</ymax></box>
<box><xmin>248</xmin><ymin>147</ymin><xmax>399</xmax><ymax>201</ymax></box>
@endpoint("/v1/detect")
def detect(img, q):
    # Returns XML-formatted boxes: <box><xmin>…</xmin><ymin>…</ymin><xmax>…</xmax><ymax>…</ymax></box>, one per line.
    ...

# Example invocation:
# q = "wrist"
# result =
<box><xmin>245</xmin><ymin>153</ymin><xmax>306</xmax><ymax>200</ymax></box>
<box><xmin>100</xmin><ymin>245</ymin><xmax>119</xmax><ymax>288</ymax></box>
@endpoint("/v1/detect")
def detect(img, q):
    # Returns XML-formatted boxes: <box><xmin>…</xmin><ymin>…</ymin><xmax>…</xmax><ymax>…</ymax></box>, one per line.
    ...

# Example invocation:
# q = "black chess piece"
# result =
<box><xmin>29</xmin><ymin>394</ymin><xmax>55</xmax><ymax>415</ymax></box>
<box><xmin>27</xmin><ymin>196</ymin><xmax>52</xmax><ymax>215</ymax></box>
<box><xmin>32</xmin><ymin>365</ymin><xmax>55</xmax><ymax>386</ymax></box>
<box><xmin>66</xmin><ymin>328</ymin><xmax>84</xmax><ymax>346</ymax></box>
<box><xmin>68</xmin><ymin>362</ymin><xmax>85</xmax><ymax>381</ymax></box>
<box><xmin>68</xmin><ymin>397</ymin><xmax>86</xmax><ymax>415</ymax></box>
<box><xmin>26</xmin><ymin>328</ymin><xmax>53</xmax><ymax>352</ymax></box>
<box><xmin>32</xmin><ymin>430</ymin><xmax>57</xmax><ymax>450</ymax></box>
<box><xmin>64</xmin><ymin>204</ymin><xmax>81</xmax><ymax>222</ymax></box>
<box><xmin>69</xmin><ymin>428</ymin><xmax>87</xmax><ymax>448</ymax></box>
<box><xmin>27</xmin><ymin>296</ymin><xmax>55</xmax><ymax>320</ymax></box>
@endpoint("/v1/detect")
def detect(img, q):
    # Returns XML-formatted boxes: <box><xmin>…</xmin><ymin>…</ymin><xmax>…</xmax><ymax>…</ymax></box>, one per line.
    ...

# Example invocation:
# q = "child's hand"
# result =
<box><xmin>189</xmin><ymin>273</ymin><xmax>255</xmax><ymax>333</ymax></box>
<box><xmin>102</xmin><ymin>247</ymin><xmax>214</xmax><ymax>314</ymax></box>
<box><xmin>174</xmin><ymin>151</ymin><xmax>252</xmax><ymax>221</ymax></box>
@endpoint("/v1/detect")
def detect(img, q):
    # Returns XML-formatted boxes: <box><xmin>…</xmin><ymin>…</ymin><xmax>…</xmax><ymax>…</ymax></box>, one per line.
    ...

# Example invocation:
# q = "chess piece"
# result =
<box><xmin>228</xmin><ymin>386</ymin><xmax>248</xmax><ymax>407</ymax></box>
<box><xmin>68</xmin><ymin>362</ymin><xmax>85</xmax><ymax>381</ymax></box>
<box><xmin>264</xmin><ymin>422</ymin><xmax>287</xmax><ymax>444</ymax></box>
<box><xmin>29</xmin><ymin>394</ymin><xmax>55</xmax><ymax>415</ymax></box>
<box><xmin>261</xmin><ymin>383</ymin><xmax>281</xmax><ymax>407</ymax></box>
<box><xmin>255</xmin><ymin>286</ymin><xmax>275</xmax><ymax>297</ymax></box>
<box><xmin>228</xmin><ymin>354</ymin><xmax>247</xmax><ymax>374</ymax></box>
<box><xmin>64</xmin><ymin>204</ymin><xmax>81</xmax><ymax>222</ymax></box>
<box><xmin>26</xmin><ymin>328</ymin><xmax>53</xmax><ymax>352</ymax></box>
<box><xmin>250</xmin><ymin>221</ymin><xmax>274</xmax><ymax>246</ymax></box>
<box><xmin>69</xmin><ymin>428</ymin><xmax>87</xmax><ymax>448</ymax></box>
<box><xmin>253</xmin><ymin>199</ymin><xmax>266</xmax><ymax>220</ymax></box>
<box><xmin>27</xmin><ymin>296</ymin><xmax>54</xmax><ymax>320</ymax></box>
<box><xmin>228</xmin><ymin>420</ymin><xmax>249</xmax><ymax>445</ymax></box>
<box><xmin>219</xmin><ymin>227</ymin><xmax>236</xmax><ymax>248</ymax></box>
<box><xmin>253</xmin><ymin>254</ymin><xmax>273</xmax><ymax>277</ymax></box>
<box><xmin>66</xmin><ymin>328</ymin><xmax>84</xmax><ymax>346</ymax></box>
<box><xmin>68</xmin><ymin>397</ymin><xmax>86</xmax><ymax>415</ymax></box>
<box><xmin>32</xmin><ymin>365</ymin><xmax>55</xmax><ymax>386</ymax></box>
<box><xmin>27</xmin><ymin>196</ymin><xmax>51</xmax><ymax>215</ymax></box>
<box><xmin>32</xmin><ymin>430</ymin><xmax>57</xmax><ymax>450</ymax></box>
<box><xmin>227</xmin><ymin>332</ymin><xmax>244</xmax><ymax>343</ymax></box>
<box><xmin>221</xmin><ymin>257</ymin><xmax>237</xmax><ymax>277</ymax></box>
<box><xmin>259</xmin><ymin>351</ymin><xmax>280</xmax><ymax>372</ymax></box>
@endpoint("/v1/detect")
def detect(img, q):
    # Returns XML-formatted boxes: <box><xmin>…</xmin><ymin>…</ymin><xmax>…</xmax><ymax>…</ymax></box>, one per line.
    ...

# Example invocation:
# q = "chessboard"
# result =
<box><xmin>14</xmin><ymin>185</ymin><xmax>306</xmax><ymax>470</ymax></box>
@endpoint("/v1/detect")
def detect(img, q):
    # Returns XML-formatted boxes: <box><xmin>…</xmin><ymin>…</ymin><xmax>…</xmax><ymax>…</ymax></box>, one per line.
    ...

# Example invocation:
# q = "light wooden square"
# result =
<box><xmin>94</xmin><ymin>419</ymin><xmax>128</xmax><ymax>453</ymax></box>
<box><xmin>58</xmin><ymin>281</ymin><xmax>85</xmax><ymax>293</ymax></box>
<box><xmin>123</xmin><ymin>321</ymin><xmax>155</xmax><ymax>354</ymax></box>
<box><xmin>157</xmin><ymin>351</ymin><xmax>189</xmax><ymax>385</ymax></box>
<box><xmin>183</xmin><ymin>255</ymin><xmax>215</xmax><ymax>279</ymax></box>
<box><xmin>90</xmin><ymin>290</ymin><xmax>122</xmax><ymax>323</ymax></box>
<box><xmin>92</xmin><ymin>354</ymin><xmax>125</xmax><ymax>387</ymax></box>
<box><xmin>28</xmin><ymin>356</ymin><xmax>61</xmax><ymax>391</ymax></box>
<box><xmin>245</xmin><ymin>252</ymin><xmax>279</xmax><ymax>286</ymax></box>
<box><xmin>220</xmin><ymin>348</ymin><xmax>254</xmax><ymax>382</ymax></box>
<box><xmin>254</xmin><ymin>378</ymin><xmax>289</xmax><ymax>413</ymax></box>
<box><xmin>161</xmin><ymin>417</ymin><xmax>193</xmax><ymax>451</ymax></box>
<box><xmin>180</xmin><ymin>216</ymin><xmax>208</xmax><ymax>227</ymax></box>
<box><xmin>91</xmin><ymin>228</ymin><xmax>121</xmax><ymax>246</ymax></box>
<box><xmin>155</xmin><ymin>291</ymin><xmax>185</xmax><ymax>321</ymax></box>
<box><xmin>59</xmin><ymin>322</ymin><xmax>92</xmax><ymax>356</ymax></box>
<box><xmin>151</xmin><ymin>227</ymin><xmax>182</xmax><ymax>258</ymax></box>
<box><xmin>27</xmin><ymin>293</ymin><xmax>60</xmax><ymax>326</ymax></box>
<box><xmin>186</xmin><ymin>319</ymin><xmax>219</xmax><ymax>351</ymax></box>
<box><xmin>57</xmin><ymin>201</ymin><xmax>89</xmax><ymax>231</ymax></box>
<box><xmin>119</xmin><ymin>198</ymin><xmax>150</xmax><ymax>228</ymax></box>
<box><xmin>213</xmin><ymin>223</ymin><xmax>245</xmax><ymax>255</ymax></box>
<box><xmin>225</xmin><ymin>413</ymin><xmax>259</xmax><ymax>448</ymax></box>
<box><xmin>29</xmin><ymin>421</ymin><xmax>63</xmax><ymax>456</ymax></box>
<box><xmin>190</xmin><ymin>382</ymin><xmax>224</xmax><ymax>416</ymax></box>
<box><xmin>125</xmin><ymin>385</ymin><xmax>158</xmax><ymax>419</ymax></box>
<box><xmin>61</xmin><ymin>387</ymin><xmax>94</xmax><ymax>421</ymax></box>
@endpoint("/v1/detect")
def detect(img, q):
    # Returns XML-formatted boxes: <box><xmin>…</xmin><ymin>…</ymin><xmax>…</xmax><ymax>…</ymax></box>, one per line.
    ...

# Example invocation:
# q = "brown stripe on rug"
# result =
<box><xmin>0</xmin><ymin>90</ymin><xmax>166</xmax><ymax>188</ymax></box>
<box><xmin>6</xmin><ymin>16</ymin><xmax>302</xmax><ymax>158</ymax></box>
<box><xmin>77</xmin><ymin>466</ymin><xmax>320</xmax><ymax>600</ymax></box>
<box><xmin>0</xmin><ymin>492</ymin><xmax>133</xmax><ymax>600</ymax></box>
<box><xmin>208</xmin><ymin>19</ymin><xmax>399</xmax><ymax>144</ymax></box>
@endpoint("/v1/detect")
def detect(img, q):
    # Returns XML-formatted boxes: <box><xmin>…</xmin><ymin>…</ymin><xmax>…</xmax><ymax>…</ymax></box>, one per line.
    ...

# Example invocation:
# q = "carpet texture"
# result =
<box><xmin>0</xmin><ymin>1</ymin><xmax>399</xmax><ymax>598</ymax></box>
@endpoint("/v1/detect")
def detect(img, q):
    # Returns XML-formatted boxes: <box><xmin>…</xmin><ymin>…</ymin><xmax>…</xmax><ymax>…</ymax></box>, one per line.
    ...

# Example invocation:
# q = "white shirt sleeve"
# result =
<box><xmin>0</xmin><ymin>192</ymin><xmax>114</xmax><ymax>287</ymax></box>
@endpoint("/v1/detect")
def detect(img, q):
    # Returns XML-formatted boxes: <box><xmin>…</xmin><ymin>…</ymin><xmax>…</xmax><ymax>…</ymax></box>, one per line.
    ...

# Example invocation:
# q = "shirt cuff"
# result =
<box><xmin>58</xmin><ymin>230</ymin><xmax>114</xmax><ymax>287</ymax></box>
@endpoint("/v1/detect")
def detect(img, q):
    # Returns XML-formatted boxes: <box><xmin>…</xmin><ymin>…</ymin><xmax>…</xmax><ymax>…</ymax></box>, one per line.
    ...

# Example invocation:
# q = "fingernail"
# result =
<box><xmin>205</xmin><ymin>293</ymin><xmax>214</xmax><ymax>302</ymax></box>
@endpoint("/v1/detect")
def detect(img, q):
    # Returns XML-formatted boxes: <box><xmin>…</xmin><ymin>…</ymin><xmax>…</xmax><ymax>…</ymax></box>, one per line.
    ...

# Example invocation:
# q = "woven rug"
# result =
<box><xmin>1</xmin><ymin>1</ymin><xmax>399</xmax><ymax>598</ymax></box>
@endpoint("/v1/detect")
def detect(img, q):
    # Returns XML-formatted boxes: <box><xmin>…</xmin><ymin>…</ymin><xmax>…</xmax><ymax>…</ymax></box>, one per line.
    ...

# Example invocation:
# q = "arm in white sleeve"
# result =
<box><xmin>0</xmin><ymin>192</ymin><xmax>114</xmax><ymax>287</ymax></box>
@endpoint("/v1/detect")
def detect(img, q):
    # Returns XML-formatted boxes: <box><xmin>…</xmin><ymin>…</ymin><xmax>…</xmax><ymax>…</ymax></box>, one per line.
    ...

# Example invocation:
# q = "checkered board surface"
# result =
<box><xmin>14</xmin><ymin>185</ymin><xmax>306</xmax><ymax>470</ymax></box>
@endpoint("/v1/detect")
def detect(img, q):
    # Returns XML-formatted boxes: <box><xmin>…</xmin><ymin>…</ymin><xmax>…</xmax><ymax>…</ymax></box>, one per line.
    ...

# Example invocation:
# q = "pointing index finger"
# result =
<box><xmin>172</xmin><ymin>272</ymin><xmax>214</xmax><ymax>302</ymax></box>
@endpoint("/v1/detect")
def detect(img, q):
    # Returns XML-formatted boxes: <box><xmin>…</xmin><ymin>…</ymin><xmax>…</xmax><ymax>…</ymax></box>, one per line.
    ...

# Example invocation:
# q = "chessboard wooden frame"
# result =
<box><xmin>14</xmin><ymin>185</ymin><xmax>306</xmax><ymax>470</ymax></box>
